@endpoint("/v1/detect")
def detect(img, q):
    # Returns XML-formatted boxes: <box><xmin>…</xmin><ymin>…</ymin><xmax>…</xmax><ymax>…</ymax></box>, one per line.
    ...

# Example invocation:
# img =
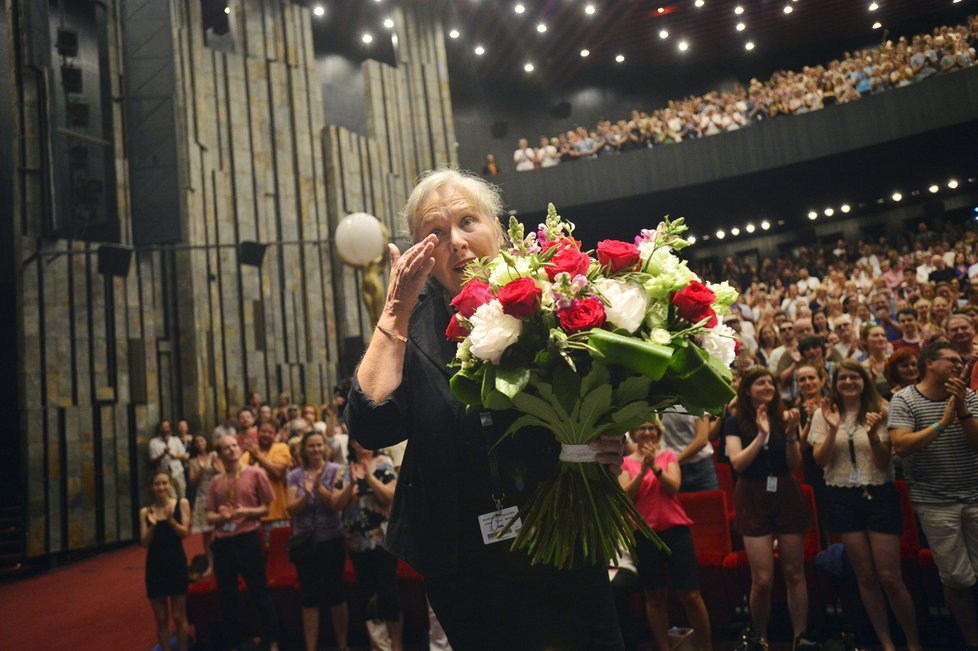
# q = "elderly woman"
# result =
<box><xmin>347</xmin><ymin>168</ymin><xmax>626</xmax><ymax>650</ymax></box>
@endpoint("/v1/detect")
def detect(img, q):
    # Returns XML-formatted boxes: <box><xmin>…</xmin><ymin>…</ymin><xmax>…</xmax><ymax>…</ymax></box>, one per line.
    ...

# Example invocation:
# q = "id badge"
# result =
<box><xmin>849</xmin><ymin>468</ymin><xmax>861</xmax><ymax>485</ymax></box>
<box><xmin>766</xmin><ymin>476</ymin><xmax>778</xmax><ymax>493</ymax></box>
<box><xmin>221</xmin><ymin>522</ymin><xmax>238</xmax><ymax>533</ymax></box>
<box><xmin>478</xmin><ymin>506</ymin><xmax>521</xmax><ymax>545</ymax></box>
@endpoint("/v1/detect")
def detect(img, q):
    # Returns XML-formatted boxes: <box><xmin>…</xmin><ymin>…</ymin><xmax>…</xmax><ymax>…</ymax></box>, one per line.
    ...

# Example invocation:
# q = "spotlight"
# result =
<box><xmin>657</xmin><ymin>7</ymin><xmax>665</xmax><ymax>14</ymax></box>
<box><xmin>580</xmin><ymin>49</ymin><xmax>589</xmax><ymax>57</ymax></box>
<box><xmin>928</xmin><ymin>184</ymin><xmax>939</xmax><ymax>194</ymax></box>
<box><xmin>224</xmin><ymin>6</ymin><xmax>230</xmax><ymax>14</ymax></box>
<box><xmin>313</xmin><ymin>5</ymin><xmax>325</xmax><ymax>17</ymax></box>
<box><xmin>736</xmin><ymin>22</ymin><xmax>746</xmax><ymax>31</ymax></box>
<box><xmin>807</xmin><ymin>210</ymin><xmax>818</xmax><ymax>220</ymax></box>
<box><xmin>745</xmin><ymin>41</ymin><xmax>755</xmax><ymax>51</ymax></box>
<box><xmin>869</xmin><ymin>2</ymin><xmax>879</xmax><ymax>10</ymax></box>
<box><xmin>761</xmin><ymin>220</ymin><xmax>771</xmax><ymax>230</ymax></box>
<box><xmin>687</xmin><ymin>235</ymin><xmax>697</xmax><ymax>245</ymax></box>
<box><xmin>734</xmin><ymin>5</ymin><xmax>744</xmax><ymax>15</ymax></box>
<box><xmin>659</xmin><ymin>29</ymin><xmax>669</xmax><ymax>39</ymax></box>
<box><xmin>948</xmin><ymin>179</ymin><xmax>960</xmax><ymax>189</ymax></box>
<box><xmin>449</xmin><ymin>29</ymin><xmax>460</xmax><ymax>39</ymax></box>
<box><xmin>383</xmin><ymin>17</ymin><xmax>394</xmax><ymax>29</ymax></box>
<box><xmin>716</xmin><ymin>229</ymin><xmax>726</xmax><ymax>239</ymax></box>
<box><xmin>891</xmin><ymin>192</ymin><xmax>903</xmax><ymax>202</ymax></box>
<box><xmin>537</xmin><ymin>23</ymin><xmax>547</xmax><ymax>33</ymax></box>
<box><xmin>514</xmin><ymin>3</ymin><xmax>525</xmax><ymax>14</ymax></box>
<box><xmin>872</xmin><ymin>21</ymin><xmax>882</xmax><ymax>29</ymax></box>
<box><xmin>824</xmin><ymin>208</ymin><xmax>834</xmax><ymax>217</ymax></box>
<box><xmin>745</xmin><ymin>223</ymin><xmax>756</xmax><ymax>233</ymax></box>
<box><xmin>362</xmin><ymin>33</ymin><xmax>373</xmax><ymax>44</ymax></box>
<box><xmin>783</xmin><ymin>5</ymin><xmax>793</xmax><ymax>13</ymax></box>
<box><xmin>585</xmin><ymin>4</ymin><xmax>595</xmax><ymax>15</ymax></box>
<box><xmin>524</xmin><ymin>62</ymin><xmax>534</xmax><ymax>72</ymax></box>
<box><xmin>678</xmin><ymin>40</ymin><xmax>689</xmax><ymax>51</ymax></box>
<box><xmin>840</xmin><ymin>204</ymin><xmax>851</xmax><ymax>213</ymax></box>
<box><xmin>475</xmin><ymin>45</ymin><xmax>485</xmax><ymax>55</ymax></box>
<box><xmin>615</xmin><ymin>54</ymin><xmax>625</xmax><ymax>63</ymax></box>
<box><xmin>694</xmin><ymin>0</ymin><xmax>705</xmax><ymax>7</ymax></box>
<box><xmin>730</xmin><ymin>227</ymin><xmax>741</xmax><ymax>236</ymax></box>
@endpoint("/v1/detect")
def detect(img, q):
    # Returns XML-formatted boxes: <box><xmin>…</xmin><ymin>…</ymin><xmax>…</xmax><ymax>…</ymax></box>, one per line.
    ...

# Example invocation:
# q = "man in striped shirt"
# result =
<box><xmin>889</xmin><ymin>342</ymin><xmax>978</xmax><ymax>651</ymax></box>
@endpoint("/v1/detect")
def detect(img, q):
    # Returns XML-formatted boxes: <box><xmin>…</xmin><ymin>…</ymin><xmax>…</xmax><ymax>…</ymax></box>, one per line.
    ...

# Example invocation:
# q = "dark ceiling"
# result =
<box><xmin>440</xmin><ymin>0</ymin><xmax>972</xmax><ymax>86</ymax></box>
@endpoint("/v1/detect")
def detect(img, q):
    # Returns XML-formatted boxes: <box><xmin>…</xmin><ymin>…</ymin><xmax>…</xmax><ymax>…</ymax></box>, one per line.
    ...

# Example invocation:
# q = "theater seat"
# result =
<box><xmin>894</xmin><ymin>480</ymin><xmax>930</xmax><ymax>623</ymax></box>
<box><xmin>676</xmin><ymin>490</ymin><xmax>735</xmax><ymax>625</ymax></box>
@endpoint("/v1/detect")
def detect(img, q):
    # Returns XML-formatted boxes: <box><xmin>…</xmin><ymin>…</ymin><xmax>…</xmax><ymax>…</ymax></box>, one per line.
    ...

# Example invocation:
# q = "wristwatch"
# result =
<box><xmin>652</xmin><ymin>466</ymin><xmax>663</xmax><ymax>478</ymax></box>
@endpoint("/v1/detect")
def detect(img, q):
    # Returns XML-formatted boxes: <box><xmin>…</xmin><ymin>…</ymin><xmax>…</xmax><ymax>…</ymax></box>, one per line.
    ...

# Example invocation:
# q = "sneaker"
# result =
<box><xmin>736</xmin><ymin>626</ymin><xmax>768</xmax><ymax>651</ymax></box>
<box><xmin>794</xmin><ymin>630</ymin><xmax>821</xmax><ymax>651</ymax></box>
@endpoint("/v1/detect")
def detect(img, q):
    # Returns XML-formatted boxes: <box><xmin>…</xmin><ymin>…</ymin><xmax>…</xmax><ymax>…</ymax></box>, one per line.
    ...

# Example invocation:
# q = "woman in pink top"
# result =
<box><xmin>620</xmin><ymin>421</ymin><xmax>712</xmax><ymax>651</ymax></box>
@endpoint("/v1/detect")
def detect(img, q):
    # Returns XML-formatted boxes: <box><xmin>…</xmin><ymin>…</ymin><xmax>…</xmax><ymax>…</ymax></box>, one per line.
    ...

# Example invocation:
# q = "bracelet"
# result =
<box><xmin>932</xmin><ymin>421</ymin><xmax>945</xmax><ymax>435</ymax></box>
<box><xmin>376</xmin><ymin>324</ymin><xmax>408</xmax><ymax>343</ymax></box>
<box><xmin>652</xmin><ymin>466</ymin><xmax>663</xmax><ymax>478</ymax></box>
<box><xmin>868</xmin><ymin>436</ymin><xmax>882</xmax><ymax>447</ymax></box>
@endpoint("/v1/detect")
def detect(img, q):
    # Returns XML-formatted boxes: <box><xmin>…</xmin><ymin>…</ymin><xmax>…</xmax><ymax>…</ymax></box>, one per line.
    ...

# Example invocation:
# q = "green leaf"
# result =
<box><xmin>500</xmin><ymin>414</ymin><xmax>554</xmax><ymax>441</ymax></box>
<box><xmin>495</xmin><ymin>366</ymin><xmax>531</xmax><ymax>399</ymax></box>
<box><xmin>578</xmin><ymin>384</ymin><xmax>613</xmax><ymax>435</ymax></box>
<box><xmin>511</xmin><ymin>392</ymin><xmax>567</xmax><ymax>436</ymax></box>
<box><xmin>553</xmin><ymin>362</ymin><xmax>581</xmax><ymax>417</ymax></box>
<box><xmin>580</xmin><ymin>363</ymin><xmax>611</xmax><ymax>399</ymax></box>
<box><xmin>449</xmin><ymin>372</ymin><xmax>482</xmax><ymax>406</ymax></box>
<box><xmin>614</xmin><ymin>376</ymin><xmax>652</xmax><ymax>404</ymax></box>
<box><xmin>536</xmin><ymin>382</ymin><xmax>571</xmax><ymax>421</ymax></box>
<box><xmin>588</xmin><ymin>330</ymin><xmax>672</xmax><ymax>381</ymax></box>
<box><xmin>611</xmin><ymin>400</ymin><xmax>652</xmax><ymax>424</ymax></box>
<box><xmin>481</xmin><ymin>365</ymin><xmax>496</xmax><ymax>407</ymax></box>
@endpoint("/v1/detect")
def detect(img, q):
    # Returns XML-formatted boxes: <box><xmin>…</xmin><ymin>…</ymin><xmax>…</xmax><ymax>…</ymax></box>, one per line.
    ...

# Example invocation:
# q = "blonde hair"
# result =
<box><xmin>401</xmin><ymin>167</ymin><xmax>504</xmax><ymax>242</ymax></box>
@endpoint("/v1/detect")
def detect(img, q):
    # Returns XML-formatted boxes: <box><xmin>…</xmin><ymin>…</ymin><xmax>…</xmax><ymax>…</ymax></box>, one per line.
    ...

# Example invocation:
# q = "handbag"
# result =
<box><xmin>287</xmin><ymin>530</ymin><xmax>315</xmax><ymax>563</ymax></box>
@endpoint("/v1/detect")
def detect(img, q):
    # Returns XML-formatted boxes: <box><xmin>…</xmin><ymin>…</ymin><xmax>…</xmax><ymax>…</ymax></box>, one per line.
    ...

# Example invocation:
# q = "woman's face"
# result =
<box><xmin>302</xmin><ymin>406</ymin><xmax>318</xmax><ymax>424</ymax></box>
<box><xmin>835</xmin><ymin>367</ymin><xmax>866</xmax><ymax>401</ymax></box>
<box><xmin>152</xmin><ymin>474</ymin><xmax>171</xmax><ymax>500</ymax></box>
<box><xmin>896</xmin><ymin>357</ymin><xmax>918</xmax><ymax>384</ymax></box>
<box><xmin>303</xmin><ymin>434</ymin><xmax>326</xmax><ymax>465</ymax></box>
<box><xmin>867</xmin><ymin>326</ymin><xmax>888</xmax><ymax>351</ymax></box>
<box><xmin>415</xmin><ymin>186</ymin><xmax>502</xmax><ymax>297</ymax></box>
<box><xmin>631</xmin><ymin>423</ymin><xmax>660</xmax><ymax>446</ymax></box>
<box><xmin>749</xmin><ymin>374</ymin><xmax>777</xmax><ymax>405</ymax></box>
<box><xmin>916</xmin><ymin>301</ymin><xmax>930</xmax><ymax>320</ymax></box>
<box><xmin>193</xmin><ymin>435</ymin><xmax>208</xmax><ymax>454</ymax></box>
<box><xmin>932</xmin><ymin>297</ymin><xmax>950</xmax><ymax>320</ymax></box>
<box><xmin>796</xmin><ymin>367</ymin><xmax>822</xmax><ymax>398</ymax></box>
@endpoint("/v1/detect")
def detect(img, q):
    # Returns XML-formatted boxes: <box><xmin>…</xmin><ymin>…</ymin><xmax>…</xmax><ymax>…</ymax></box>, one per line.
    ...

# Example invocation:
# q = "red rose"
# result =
<box><xmin>497</xmin><ymin>277</ymin><xmax>542</xmax><ymax>318</ymax></box>
<box><xmin>445</xmin><ymin>314</ymin><xmax>470</xmax><ymax>341</ymax></box>
<box><xmin>450</xmin><ymin>279</ymin><xmax>493</xmax><ymax>317</ymax></box>
<box><xmin>558</xmin><ymin>297</ymin><xmax>607</xmax><ymax>333</ymax></box>
<box><xmin>596</xmin><ymin>240</ymin><xmax>641</xmax><ymax>272</ymax></box>
<box><xmin>734</xmin><ymin>338</ymin><xmax>743</xmax><ymax>356</ymax></box>
<box><xmin>672</xmin><ymin>280</ymin><xmax>718</xmax><ymax>327</ymax></box>
<box><xmin>546</xmin><ymin>243</ymin><xmax>592</xmax><ymax>280</ymax></box>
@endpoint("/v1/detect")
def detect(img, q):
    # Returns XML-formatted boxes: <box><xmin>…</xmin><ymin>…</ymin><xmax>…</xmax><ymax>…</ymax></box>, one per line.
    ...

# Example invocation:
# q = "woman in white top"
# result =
<box><xmin>808</xmin><ymin>360</ymin><xmax>921</xmax><ymax>651</ymax></box>
<box><xmin>513</xmin><ymin>138</ymin><xmax>536</xmax><ymax>171</ymax></box>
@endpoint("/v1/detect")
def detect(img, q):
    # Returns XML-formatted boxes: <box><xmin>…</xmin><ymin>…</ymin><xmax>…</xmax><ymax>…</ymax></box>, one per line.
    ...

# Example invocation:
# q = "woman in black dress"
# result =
<box><xmin>141</xmin><ymin>470</ymin><xmax>191</xmax><ymax>651</ymax></box>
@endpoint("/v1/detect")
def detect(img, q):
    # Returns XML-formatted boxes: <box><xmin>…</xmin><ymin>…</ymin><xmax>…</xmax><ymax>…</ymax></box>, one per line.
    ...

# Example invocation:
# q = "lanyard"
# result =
<box><xmin>479</xmin><ymin>411</ymin><xmax>507</xmax><ymax>510</ymax></box>
<box><xmin>224</xmin><ymin>465</ymin><xmax>242</xmax><ymax>506</ymax></box>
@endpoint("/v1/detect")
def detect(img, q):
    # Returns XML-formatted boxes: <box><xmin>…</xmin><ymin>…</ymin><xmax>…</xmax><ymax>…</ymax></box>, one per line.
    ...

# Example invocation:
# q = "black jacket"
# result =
<box><xmin>347</xmin><ymin>281</ymin><xmax>557</xmax><ymax>577</ymax></box>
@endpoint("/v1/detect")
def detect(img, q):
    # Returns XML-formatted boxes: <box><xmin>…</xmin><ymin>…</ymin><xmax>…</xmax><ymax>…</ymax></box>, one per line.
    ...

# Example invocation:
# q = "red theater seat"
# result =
<box><xmin>676</xmin><ymin>490</ymin><xmax>735</xmax><ymax>625</ymax></box>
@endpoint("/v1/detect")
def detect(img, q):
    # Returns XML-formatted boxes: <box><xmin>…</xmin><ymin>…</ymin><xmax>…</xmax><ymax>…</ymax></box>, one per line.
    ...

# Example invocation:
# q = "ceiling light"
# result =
<box><xmin>731</xmin><ymin>227</ymin><xmax>741</xmax><ymax>236</ymax></box>
<box><xmin>361</xmin><ymin>33</ymin><xmax>373</xmax><ymax>44</ymax></box>
<box><xmin>687</xmin><ymin>235</ymin><xmax>697</xmax><ymax>244</ymax></box>
<box><xmin>761</xmin><ymin>220</ymin><xmax>771</xmax><ymax>230</ymax></box>
<box><xmin>840</xmin><ymin>203</ymin><xmax>851</xmax><ymax>213</ymax></box>
<box><xmin>891</xmin><ymin>192</ymin><xmax>903</xmax><ymax>202</ymax></box>
<box><xmin>537</xmin><ymin>23</ymin><xmax>547</xmax><ymax>33</ymax></box>
<box><xmin>524</xmin><ymin>62</ymin><xmax>534</xmax><ymax>72</ymax></box>
<box><xmin>716</xmin><ymin>229</ymin><xmax>726</xmax><ymax>239</ymax></box>
<box><xmin>734</xmin><ymin>5</ymin><xmax>744</xmax><ymax>15</ymax></box>
<box><xmin>745</xmin><ymin>41</ymin><xmax>755</xmax><ymax>51</ymax></box>
<box><xmin>745</xmin><ymin>223</ymin><xmax>756</xmax><ymax>233</ymax></box>
<box><xmin>807</xmin><ymin>210</ymin><xmax>818</xmax><ymax>220</ymax></box>
<box><xmin>474</xmin><ymin>45</ymin><xmax>485</xmax><ymax>55</ymax></box>
<box><xmin>872</xmin><ymin>21</ymin><xmax>882</xmax><ymax>29</ymax></box>
<box><xmin>783</xmin><ymin>5</ymin><xmax>793</xmax><ymax>14</ymax></box>
<box><xmin>514</xmin><ymin>3</ymin><xmax>525</xmax><ymax>14</ymax></box>
<box><xmin>736</xmin><ymin>22</ymin><xmax>746</xmax><ymax>31</ymax></box>
<box><xmin>657</xmin><ymin>7</ymin><xmax>665</xmax><ymax>14</ymax></box>
<box><xmin>383</xmin><ymin>17</ymin><xmax>394</xmax><ymax>29</ymax></box>
<box><xmin>948</xmin><ymin>179</ymin><xmax>960</xmax><ymax>189</ymax></box>
<box><xmin>313</xmin><ymin>5</ymin><xmax>325</xmax><ymax>17</ymax></box>
<box><xmin>585</xmin><ymin>4</ymin><xmax>596</xmax><ymax>15</ymax></box>
<box><xmin>678</xmin><ymin>40</ymin><xmax>689</xmax><ymax>51</ymax></box>
<box><xmin>695</xmin><ymin>0</ymin><xmax>705</xmax><ymax>7</ymax></box>
<box><xmin>869</xmin><ymin>2</ymin><xmax>879</xmax><ymax>10</ymax></box>
<box><xmin>224</xmin><ymin>6</ymin><xmax>230</xmax><ymax>14</ymax></box>
<box><xmin>615</xmin><ymin>54</ymin><xmax>625</xmax><ymax>63</ymax></box>
<box><xmin>824</xmin><ymin>207</ymin><xmax>835</xmax><ymax>217</ymax></box>
<box><xmin>449</xmin><ymin>29</ymin><xmax>460</xmax><ymax>39</ymax></box>
<box><xmin>580</xmin><ymin>48</ymin><xmax>589</xmax><ymax>57</ymax></box>
<box><xmin>659</xmin><ymin>29</ymin><xmax>669</xmax><ymax>39</ymax></box>
<box><xmin>928</xmin><ymin>184</ymin><xmax>939</xmax><ymax>194</ymax></box>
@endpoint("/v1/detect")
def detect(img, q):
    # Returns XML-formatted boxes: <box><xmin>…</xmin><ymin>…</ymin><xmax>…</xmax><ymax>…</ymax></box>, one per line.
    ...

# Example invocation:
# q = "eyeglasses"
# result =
<box><xmin>936</xmin><ymin>356</ymin><xmax>965</xmax><ymax>365</ymax></box>
<box><xmin>635</xmin><ymin>425</ymin><xmax>658</xmax><ymax>431</ymax></box>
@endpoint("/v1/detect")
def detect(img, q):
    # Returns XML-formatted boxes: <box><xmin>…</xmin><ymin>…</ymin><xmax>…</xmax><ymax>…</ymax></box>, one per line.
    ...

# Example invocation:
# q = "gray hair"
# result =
<box><xmin>400</xmin><ymin>167</ymin><xmax>504</xmax><ymax>242</ymax></box>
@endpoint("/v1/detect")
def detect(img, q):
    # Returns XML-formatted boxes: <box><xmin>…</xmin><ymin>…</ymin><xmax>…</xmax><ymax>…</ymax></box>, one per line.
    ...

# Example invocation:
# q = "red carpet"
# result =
<box><xmin>0</xmin><ymin>536</ymin><xmax>204</xmax><ymax>651</ymax></box>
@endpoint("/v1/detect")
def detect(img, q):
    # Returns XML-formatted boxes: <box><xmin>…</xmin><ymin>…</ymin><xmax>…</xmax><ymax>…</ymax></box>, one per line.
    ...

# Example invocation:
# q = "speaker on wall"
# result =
<box><xmin>491</xmin><ymin>122</ymin><xmax>508</xmax><ymax>139</ymax></box>
<box><xmin>238</xmin><ymin>241</ymin><xmax>267</xmax><ymax>267</ymax></box>
<box><xmin>550</xmin><ymin>101</ymin><xmax>572</xmax><ymax>120</ymax></box>
<box><xmin>97</xmin><ymin>244</ymin><xmax>133</xmax><ymax>277</ymax></box>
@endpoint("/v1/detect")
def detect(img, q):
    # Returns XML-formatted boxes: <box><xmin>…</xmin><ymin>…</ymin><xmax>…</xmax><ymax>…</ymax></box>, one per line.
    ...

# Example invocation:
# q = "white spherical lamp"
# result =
<box><xmin>334</xmin><ymin>212</ymin><xmax>386</xmax><ymax>267</ymax></box>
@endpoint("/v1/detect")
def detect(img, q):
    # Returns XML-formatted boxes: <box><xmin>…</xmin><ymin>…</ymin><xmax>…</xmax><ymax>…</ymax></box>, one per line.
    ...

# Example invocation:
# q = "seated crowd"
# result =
<box><xmin>508</xmin><ymin>16</ymin><xmax>978</xmax><ymax>172</ymax></box>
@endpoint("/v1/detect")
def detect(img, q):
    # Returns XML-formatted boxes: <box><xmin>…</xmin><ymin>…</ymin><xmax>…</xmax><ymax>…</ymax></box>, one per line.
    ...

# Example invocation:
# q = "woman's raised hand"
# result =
<box><xmin>756</xmin><ymin>403</ymin><xmax>770</xmax><ymax>439</ymax></box>
<box><xmin>864</xmin><ymin>411</ymin><xmax>884</xmax><ymax>434</ymax></box>
<box><xmin>784</xmin><ymin>407</ymin><xmax>801</xmax><ymax>435</ymax></box>
<box><xmin>384</xmin><ymin>235</ymin><xmax>438</xmax><ymax>317</ymax></box>
<box><xmin>820</xmin><ymin>397</ymin><xmax>840</xmax><ymax>430</ymax></box>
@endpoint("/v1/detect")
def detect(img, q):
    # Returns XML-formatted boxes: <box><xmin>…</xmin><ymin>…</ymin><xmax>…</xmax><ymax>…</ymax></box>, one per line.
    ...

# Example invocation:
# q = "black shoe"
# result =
<box><xmin>794</xmin><ymin>630</ymin><xmax>821</xmax><ymax>651</ymax></box>
<box><xmin>736</xmin><ymin>626</ymin><xmax>768</xmax><ymax>651</ymax></box>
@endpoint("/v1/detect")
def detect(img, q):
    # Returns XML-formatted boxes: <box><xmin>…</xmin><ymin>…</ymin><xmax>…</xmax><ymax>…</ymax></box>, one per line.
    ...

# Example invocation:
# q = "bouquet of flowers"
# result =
<box><xmin>447</xmin><ymin>204</ymin><xmax>737</xmax><ymax>569</ymax></box>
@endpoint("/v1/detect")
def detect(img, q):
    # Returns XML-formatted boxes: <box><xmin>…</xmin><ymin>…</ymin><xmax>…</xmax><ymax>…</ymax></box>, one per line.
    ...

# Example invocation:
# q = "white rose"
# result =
<box><xmin>707</xmin><ymin>280</ymin><xmax>739</xmax><ymax>307</ymax></box>
<box><xmin>468</xmin><ymin>300</ymin><xmax>523</xmax><ymax>365</ymax></box>
<box><xmin>595</xmin><ymin>278</ymin><xmax>650</xmax><ymax>334</ymax></box>
<box><xmin>700</xmin><ymin>323</ymin><xmax>737</xmax><ymax>367</ymax></box>
<box><xmin>489</xmin><ymin>255</ymin><xmax>533</xmax><ymax>287</ymax></box>
<box><xmin>648</xmin><ymin>328</ymin><xmax>672</xmax><ymax>345</ymax></box>
<box><xmin>637</xmin><ymin>239</ymin><xmax>657</xmax><ymax>263</ymax></box>
<box><xmin>645</xmin><ymin>248</ymin><xmax>679</xmax><ymax>276</ymax></box>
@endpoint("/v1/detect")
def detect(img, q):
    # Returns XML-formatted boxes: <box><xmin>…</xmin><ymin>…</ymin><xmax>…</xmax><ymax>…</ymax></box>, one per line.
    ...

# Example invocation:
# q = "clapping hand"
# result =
<box><xmin>944</xmin><ymin>376</ymin><xmax>968</xmax><ymax>424</ymax></box>
<box><xmin>864</xmin><ymin>411</ymin><xmax>884</xmax><ymax>434</ymax></box>
<box><xmin>784</xmin><ymin>408</ymin><xmax>801</xmax><ymax>435</ymax></box>
<box><xmin>145</xmin><ymin>510</ymin><xmax>158</xmax><ymax>527</ymax></box>
<box><xmin>218</xmin><ymin>504</ymin><xmax>234</xmax><ymax>522</ymax></box>
<box><xmin>303</xmin><ymin>468</ymin><xmax>323</xmax><ymax>495</ymax></box>
<box><xmin>161</xmin><ymin>503</ymin><xmax>174</xmax><ymax>521</ymax></box>
<box><xmin>756</xmin><ymin>403</ymin><xmax>771</xmax><ymax>442</ymax></box>
<box><xmin>820</xmin><ymin>397</ymin><xmax>841</xmax><ymax>430</ymax></box>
